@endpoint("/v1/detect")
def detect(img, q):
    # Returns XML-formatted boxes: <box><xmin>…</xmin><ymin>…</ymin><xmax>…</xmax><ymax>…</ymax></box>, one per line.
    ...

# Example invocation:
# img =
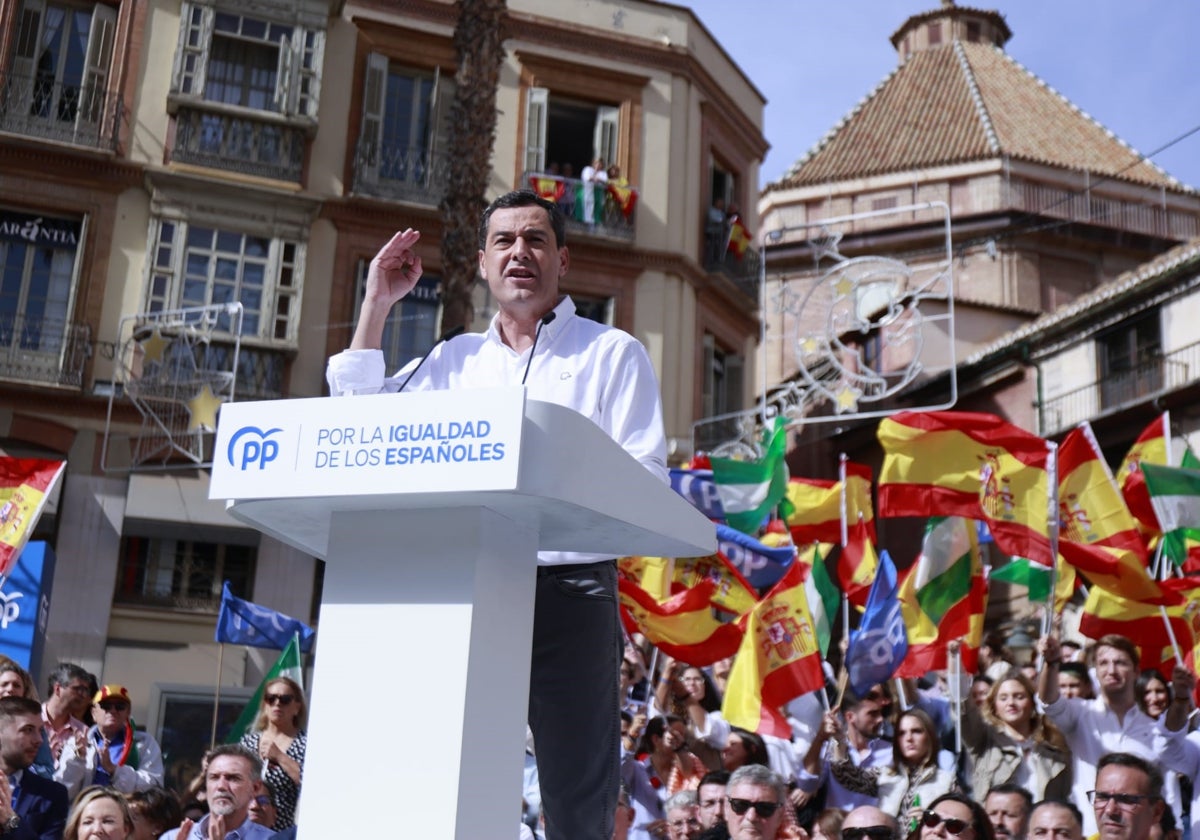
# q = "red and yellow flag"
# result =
<box><xmin>1116</xmin><ymin>413</ymin><xmax>1171</xmax><ymax>536</ymax></box>
<box><xmin>720</xmin><ymin>559</ymin><xmax>826</xmax><ymax>738</ymax></box>
<box><xmin>1057</xmin><ymin>424</ymin><xmax>1165</xmax><ymax>603</ymax></box>
<box><xmin>529</xmin><ymin>175</ymin><xmax>565</xmax><ymax>202</ymax></box>
<box><xmin>0</xmin><ymin>458</ymin><xmax>65</xmax><ymax>577</ymax></box>
<box><xmin>726</xmin><ymin>216</ymin><xmax>752</xmax><ymax>258</ymax></box>
<box><xmin>877</xmin><ymin>411</ymin><xmax>1052</xmax><ymax>562</ymax></box>
<box><xmin>1078</xmin><ymin>579</ymin><xmax>1200</xmax><ymax>676</ymax></box>
<box><xmin>606</xmin><ymin>183</ymin><xmax>638</xmax><ymax>218</ymax></box>
<box><xmin>670</xmin><ymin>552</ymin><xmax>758</xmax><ymax>617</ymax></box>
<box><xmin>839</xmin><ymin>515</ymin><xmax>878</xmax><ymax>609</ymax></box>
<box><xmin>618</xmin><ymin>578</ymin><xmax>743</xmax><ymax>666</ymax></box>
<box><xmin>784</xmin><ymin>477</ymin><xmax>841</xmax><ymax>544</ymax></box>
<box><xmin>618</xmin><ymin>555</ymin><xmax>673</xmax><ymax>601</ymax></box>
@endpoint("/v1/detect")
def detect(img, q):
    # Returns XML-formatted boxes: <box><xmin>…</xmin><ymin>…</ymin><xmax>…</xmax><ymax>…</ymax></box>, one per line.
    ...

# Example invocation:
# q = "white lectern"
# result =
<box><xmin>209</xmin><ymin>388</ymin><xmax>715</xmax><ymax>839</ymax></box>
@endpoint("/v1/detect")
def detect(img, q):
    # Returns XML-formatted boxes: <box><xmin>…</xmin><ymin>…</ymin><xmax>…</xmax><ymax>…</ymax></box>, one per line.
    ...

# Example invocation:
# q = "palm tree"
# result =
<box><xmin>438</xmin><ymin>0</ymin><xmax>508</xmax><ymax>334</ymax></box>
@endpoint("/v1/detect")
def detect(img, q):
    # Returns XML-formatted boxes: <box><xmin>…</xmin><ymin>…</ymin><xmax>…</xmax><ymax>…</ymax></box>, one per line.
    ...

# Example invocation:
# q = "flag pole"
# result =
<box><xmin>952</xmin><ymin>642</ymin><xmax>963</xmax><ymax>756</ymax></box>
<box><xmin>839</xmin><ymin>455</ymin><xmax>851</xmax><ymax>643</ymax></box>
<box><xmin>1152</xmin><ymin>541</ymin><xmax>1186</xmax><ymax>665</ymax></box>
<box><xmin>211</xmin><ymin>642</ymin><xmax>224</xmax><ymax>748</ymax></box>
<box><xmin>1042</xmin><ymin>441</ymin><xmax>1060</xmax><ymax>638</ymax></box>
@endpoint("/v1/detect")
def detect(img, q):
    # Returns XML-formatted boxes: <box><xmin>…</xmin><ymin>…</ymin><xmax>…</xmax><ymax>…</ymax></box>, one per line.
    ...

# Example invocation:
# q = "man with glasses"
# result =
<box><xmin>664</xmin><ymin>791</ymin><xmax>702</xmax><ymax>840</ymax></box>
<box><xmin>58</xmin><ymin>684</ymin><xmax>164</xmax><ymax>799</ymax></box>
<box><xmin>724</xmin><ymin>764</ymin><xmax>787</xmax><ymax>840</ymax></box>
<box><xmin>1088</xmin><ymin>752</ymin><xmax>1164</xmax><ymax>840</ymax></box>
<box><xmin>1026</xmin><ymin>800</ymin><xmax>1084</xmax><ymax>840</ymax></box>
<box><xmin>842</xmin><ymin>805</ymin><xmax>899</xmax><ymax>840</ymax></box>
<box><xmin>40</xmin><ymin>664</ymin><xmax>89</xmax><ymax>776</ymax></box>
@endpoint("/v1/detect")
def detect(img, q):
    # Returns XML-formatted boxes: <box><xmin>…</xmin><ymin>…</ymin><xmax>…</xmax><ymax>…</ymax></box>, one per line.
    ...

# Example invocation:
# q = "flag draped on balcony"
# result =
<box><xmin>0</xmin><ymin>457</ymin><xmax>66</xmax><ymax>578</ymax></box>
<box><xmin>726</xmin><ymin>216</ymin><xmax>752</xmax><ymax>258</ymax></box>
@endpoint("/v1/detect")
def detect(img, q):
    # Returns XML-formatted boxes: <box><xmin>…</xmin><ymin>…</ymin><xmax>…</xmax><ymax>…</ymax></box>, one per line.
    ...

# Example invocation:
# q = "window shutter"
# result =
<box><xmin>358</xmin><ymin>52</ymin><xmax>389</xmax><ymax>186</ymax></box>
<box><xmin>524</xmin><ymin>86</ymin><xmax>548</xmax><ymax>174</ymax></box>
<box><xmin>77</xmin><ymin>3</ymin><xmax>117</xmax><ymax>138</ymax></box>
<box><xmin>702</xmin><ymin>334</ymin><xmax>716</xmax><ymax>418</ymax></box>
<box><xmin>274</xmin><ymin>33</ymin><xmax>295</xmax><ymax>113</ymax></box>
<box><xmin>11</xmin><ymin>0</ymin><xmax>43</xmax><ymax>82</ymax></box>
<box><xmin>594</xmin><ymin>105</ymin><xmax>619</xmax><ymax>167</ymax></box>
<box><xmin>171</xmin><ymin>3</ymin><xmax>213</xmax><ymax>96</ymax></box>
<box><xmin>725</xmin><ymin>352</ymin><xmax>744</xmax><ymax>413</ymax></box>
<box><xmin>299</xmin><ymin>29</ymin><xmax>324</xmax><ymax>118</ymax></box>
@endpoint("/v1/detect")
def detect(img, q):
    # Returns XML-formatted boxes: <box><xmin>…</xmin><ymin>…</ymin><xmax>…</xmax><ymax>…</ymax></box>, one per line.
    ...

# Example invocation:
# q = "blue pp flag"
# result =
<box><xmin>215</xmin><ymin>581</ymin><xmax>316</xmax><ymax>653</ymax></box>
<box><xmin>670</xmin><ymin>468</ymin><xmax>725</xmax><ymax>520</ymax></box>
<box><xmin>715</xmin><ymin>524</ymin><xmax>796</xmax><ymax>590</ymax></box>
<box><xmin>845</xmin><ymin>550</ymin><xmax>907</xmax><ymax>696</ymax></box>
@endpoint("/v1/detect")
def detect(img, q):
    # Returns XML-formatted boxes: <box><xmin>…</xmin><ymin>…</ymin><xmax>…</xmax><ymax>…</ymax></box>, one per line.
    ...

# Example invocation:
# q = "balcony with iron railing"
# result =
<box><xmin>706</xmin><ymin>246</ymin><xmax>761</xmax><ymax>303</ymax></box>
<box><xmin>522</xmin><ymin>172</ymin><xmax>637</xmax><ymax>241</ymax></box>
<box><xmin>352</xmin><ymin>139</ymin><xmax>451</xmax><ymax>206</ymax></box>
<box><xmin>0</xmin><ymin>71</ymin><xmax>123</xmax><ymax>150</ymax></box>
<box><xmin>171</xmin><ymin>106</ymin><xmax>306</xmax><ymax>182</ymax></box>
<box><xmin>0</xmin><ymin>311</ymin><xmax>91</xmax><ymax>388</ymax></box>
<box><xmin>1039</xmin><ymin>339</ymin><xmax>1200</xmax><ymax>435</ymax></box>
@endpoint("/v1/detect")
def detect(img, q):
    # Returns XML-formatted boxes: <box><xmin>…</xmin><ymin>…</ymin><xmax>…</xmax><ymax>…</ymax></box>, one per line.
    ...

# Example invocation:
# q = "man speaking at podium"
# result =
<box><xmin>326</xmin><ymin>190</ymin><xmax>669</xmax><ymax>840</ymax></box>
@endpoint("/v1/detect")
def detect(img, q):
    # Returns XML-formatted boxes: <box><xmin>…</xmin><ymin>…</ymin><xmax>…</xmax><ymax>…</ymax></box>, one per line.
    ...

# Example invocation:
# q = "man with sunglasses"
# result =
<box><xmin>57</xmin><ymin>684</ymin><xmax>163</xmax><ymax>800</ymax></box>
<box><xmin>724</xmin><ymin>764</ymin><xmax>787</xmax><ymax>840</ymax></box>
<box><xmin>1089</xmin><ymin>753</ymin><xmax>1164</xmax><ymax>840</ymax></box>
<box><xmin>842</xmin><ymin>806</ymin><xmax>899</xmax><ymax>840</ymax></box>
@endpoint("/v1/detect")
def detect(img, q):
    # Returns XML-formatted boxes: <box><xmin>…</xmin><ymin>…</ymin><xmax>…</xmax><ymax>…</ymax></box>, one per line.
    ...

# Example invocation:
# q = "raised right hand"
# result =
<box><xmin>364</xmin><ymin>229</ymin><xmax>424</xmax><ymax>309</ymax></box>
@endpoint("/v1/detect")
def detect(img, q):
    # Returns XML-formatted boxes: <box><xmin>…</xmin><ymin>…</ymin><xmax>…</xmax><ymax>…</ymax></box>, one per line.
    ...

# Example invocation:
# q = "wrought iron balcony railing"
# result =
<box><xmin>352</xmin><ymin>139</ymin><xmax>450</xmax><ymax>205</ymax></box>
<box><xmin>0</xmin><ymin>312</ymin><xmax>91</xmax><ymax>388</ymax></box>
<box><xmin>1039</xmin><ymin>339</ymin><xmax>1200</xmax><ymax>435</ymax></box>
<box><xmin>706</xmin><ymin>246</ymin><xmax>762</xmax><ymax>303</ymax></box>
<box><xmin>0</xmin><ymin>71</ymin><xmax>123</xmax><ymax>150</ymax></box>
<box><xmin>172</xmin><ymin>106</ymin><xmax>305</xmax><ymax>182</ymax></box>
<box><xmin>522</xmin><ymin>172</ymin><xmax>637</xmax><ymax>241</ymax></box>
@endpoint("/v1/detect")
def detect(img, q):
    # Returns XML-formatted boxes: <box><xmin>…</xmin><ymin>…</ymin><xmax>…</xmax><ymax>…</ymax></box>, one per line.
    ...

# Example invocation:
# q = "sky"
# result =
<box><xmin>684</xmin><ymin>0</ymin><xmax>1200</xmax><ymax>191</ymax></box>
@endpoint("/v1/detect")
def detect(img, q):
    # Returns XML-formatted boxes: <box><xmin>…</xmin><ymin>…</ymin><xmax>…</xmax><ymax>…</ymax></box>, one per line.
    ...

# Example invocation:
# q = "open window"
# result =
<box><xmin>523</xmin><ymin>86</ymin><xmax>619</xmax><ymax>175</ymax></box>
<box><xmin>6</xmin><ymin>0</ymin><xmax>116</xmax><ymax>145</ymax></box>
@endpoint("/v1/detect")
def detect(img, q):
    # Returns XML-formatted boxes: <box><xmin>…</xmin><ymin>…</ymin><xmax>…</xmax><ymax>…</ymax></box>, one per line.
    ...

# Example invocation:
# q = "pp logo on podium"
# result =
<box><xmin>227</xmin><ymin>426</ymin><xmax>283</xmax><ymax>470</ymax></box>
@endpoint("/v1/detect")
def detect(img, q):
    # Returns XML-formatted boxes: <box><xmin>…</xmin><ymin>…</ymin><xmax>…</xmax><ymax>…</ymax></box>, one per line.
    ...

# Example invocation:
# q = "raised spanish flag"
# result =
<box><xmin>721</xmin><ymin>557</ymin><xmax>826</xmax><ymax>738</ymax></box>
<box><xmin>1078</xmin><ymin>579</ymin><xmax>1200</xmax><ymax>674</ymax></box>
<box><xmin>785</xmin><ymin>462</ymin><xmax>875</xmax><ymax>547</ymax></box>
<box><xmin>895</xmin><ymin>516</ymin><xmax>986</xmax><ymax>677</ymax></box>
<box><xmin>671</xmin><ymin>551</ymin><xmax>758</xmax><ymax>617</ymax></box>
<box><xmin>529</xmin><ymin>174</ymin><xmax>565</xmax><ymax>203</ymax></box>
<box><xmin>606</xmin><ymin>182</ymin><xmax>638</xmax><ymax>219</ymax></box>
<box><xmin>726</xmin><ymin>215</ymin><xmax>752</xmax><ymax>258</ymax></box>
<box><xmin>877</xmin><ymin>411</ymin><xmax>1052</xmax><ymax>563</ymax></box>
<box><xmin>618</xmin><ymin>555</ymin><xmax>673</xmax><ymax>602</ymax></box>
<box><xmin>839</xmin><ymin>514</ymin><xmax>879</xmax><ymax>610</ymax></box>
<box><xmin>618</xmin><ymin>577</ymin><xmax>743</xmax><ymax>666</ymax></box>
<box><xmin>1055</xmin><ymin>423</ymin><xmax>1164</xmax><ymax>603</ymax></box>
<box><xmin>0</xmin><ymin>458</ymin><xmax>66</xmax><ymax>577</ymax></box>
<box><xmin>1116</xmin><ymin>413</ymin><xmax>1172</xmax><ymax>536</ymax></box>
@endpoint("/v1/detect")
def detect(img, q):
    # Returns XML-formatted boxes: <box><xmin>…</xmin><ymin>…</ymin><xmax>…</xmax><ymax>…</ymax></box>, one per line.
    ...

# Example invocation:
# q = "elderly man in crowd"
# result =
<box><xmin>1027</xmin><ymin>801</ymin><xmax>1085</xmax><ymax>840</ymax></box>
<box><xmin>985</xmin><ymin>784</ymin><xmax>1033</xmax><ymax>840</ymax></box>
<box><xmin>724</xmin><ymin>764</ymin><xmax>788</xmax><ymax>840</ymax></box>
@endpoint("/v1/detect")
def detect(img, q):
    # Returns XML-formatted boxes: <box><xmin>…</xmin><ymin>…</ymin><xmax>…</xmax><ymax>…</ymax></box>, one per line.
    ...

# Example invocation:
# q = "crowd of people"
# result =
<box><xmin>0</xmin><ymin>657</ymin><xmax>306</xmax><ymax>840</ymax></box>
<box><xmin>533</xmin><ymin>628</ymin><xmax>1196</xmax><ymax>840</ymax></box>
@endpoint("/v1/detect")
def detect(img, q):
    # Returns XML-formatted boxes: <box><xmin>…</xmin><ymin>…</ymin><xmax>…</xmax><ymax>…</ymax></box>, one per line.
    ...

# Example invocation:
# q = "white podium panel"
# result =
<box><xmin>210</xmin><ymin>388</ymin><xmax>715</xmax><ymax>839</ymax></box>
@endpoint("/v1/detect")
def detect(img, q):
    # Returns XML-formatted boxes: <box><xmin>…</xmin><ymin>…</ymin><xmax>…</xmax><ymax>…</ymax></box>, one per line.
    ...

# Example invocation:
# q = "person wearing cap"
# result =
<box><xmin>57</xmin><ymin>685</ymin><xmax>163</xmax><ymax>800</ymax></box>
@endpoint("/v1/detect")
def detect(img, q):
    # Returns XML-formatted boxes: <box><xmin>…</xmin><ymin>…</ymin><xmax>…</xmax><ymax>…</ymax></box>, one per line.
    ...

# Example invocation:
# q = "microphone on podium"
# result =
<box><xmin>396</xmin><ymin>324</ymin><xmax>465</xmax><ymax>392</ymax></box>
<box><xmin>521</xmin><ymin>311</ymin><xmax>557</xmax><ymax>386</ymax></box>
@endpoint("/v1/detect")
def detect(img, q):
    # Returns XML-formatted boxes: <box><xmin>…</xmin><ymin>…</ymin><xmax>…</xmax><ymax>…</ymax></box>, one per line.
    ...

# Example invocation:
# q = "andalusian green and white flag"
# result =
<box><xmin>710</xmin><ymin>417</ymin><xmax>790</xmax><ymax>536</ymax></box>
<box><xmin>800</xmin><ymin>544</ymin><xmax>840</xmax><ymax>656</ymax></box>
<box><xmin>989</xmin><ymin>557</ymin><xmax>1053</xmax><ymax>601</ymax></box>
<box><xmin>226</xmin><ymin>635</ymin><xmax>304</xmax><ymax>743</ymax></box>
<box><xmin>1143</xmin><ymin>460</ymin><xmax>1200</xmax><ymax>568</ymax></box>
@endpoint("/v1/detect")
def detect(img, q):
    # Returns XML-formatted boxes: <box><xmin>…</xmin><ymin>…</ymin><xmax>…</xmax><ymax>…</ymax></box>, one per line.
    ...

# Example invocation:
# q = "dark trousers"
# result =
<box><xmin>529</xmin><ymin>560</ymin><xmax>622</xmax><ymax>840</ymax></box>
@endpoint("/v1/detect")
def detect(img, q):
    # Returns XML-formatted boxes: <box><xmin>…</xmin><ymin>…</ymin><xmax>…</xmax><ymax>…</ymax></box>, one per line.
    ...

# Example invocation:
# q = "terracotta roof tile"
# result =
<box><xmin>772</xmin><ymin>41</ymin><xmax>1184</xmax><ymax>193</ymax></box>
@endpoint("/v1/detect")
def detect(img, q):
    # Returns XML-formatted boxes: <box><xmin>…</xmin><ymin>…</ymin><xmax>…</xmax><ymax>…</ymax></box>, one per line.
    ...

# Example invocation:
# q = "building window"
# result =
<box><xmin>5</xmin><ymin>0</ymin><xmax>116</xmax><ymax>145</ymax></box>
<box><xmin>353</xmin><ymin>259</ymin><xmax>439</xmax><ymax>374</ymax></box>
<box><xmin>115</xmin><ymin>534</ymin><xmax>256</xmax><ymax>611</ymax></box>
<box><xmin>702</xmin><ymin>333</ymin><xmax>744</xmax><ymax>418</ymax></box>
<box><xmin>0</xmin><ymin>208</ymin><xmax>86</xmax><ymax>384</ymax></box>
<box><xmin>966</xmin><ymin>21</ymin><xmax>981</xmax><ymax>43</ymax></box>
<box><xmin>927</xmin><ymin>22</ymin><xmax>942</xmax><ymax>45</ymax></box>
<box><xmin>354</xmin><ymin>53</ymin><xmax>454</xmax><ymax>201</ymax></box>
<box><xmin>171</xmin><ymin>3</ymin><xmax>323</xmax><ymax>119</ymax></box>
<box><xmin>1098</xmin><ymin>310</ymin><xmax>1162</xmax><ymax>408</ymax></box>
<box><xmin>571</xmin><ymin>295</ymin><xmax>613</xmax><ymax>326</ymax></box>
<box><xmin>524</xmin><ymin>87</ymin><xmax>619</xmax><ymax>176</ymax></box>
<box><xmin>145</xmin><ymin>219</ymin><xmax>303</xmax><ymax>345</ymax></box>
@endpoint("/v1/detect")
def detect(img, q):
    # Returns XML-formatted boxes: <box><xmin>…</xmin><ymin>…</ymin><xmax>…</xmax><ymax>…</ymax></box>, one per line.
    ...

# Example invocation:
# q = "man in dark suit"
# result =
<box><xmin>0</xmin><ymin>697</ymin><xmax>67</xmax><ymax>840</ymax></box>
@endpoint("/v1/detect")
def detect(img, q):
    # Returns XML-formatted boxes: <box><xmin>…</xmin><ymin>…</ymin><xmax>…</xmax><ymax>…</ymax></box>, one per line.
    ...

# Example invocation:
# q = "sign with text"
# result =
<box><xmin>0</xmin><ymin>541</ymin><xmax>55</xmax><ymax>674</ymax></box>
<box><xmin>209</xmin><ymin>388</ymin><xmax>527</xmax><ymax>500</ymax></box>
